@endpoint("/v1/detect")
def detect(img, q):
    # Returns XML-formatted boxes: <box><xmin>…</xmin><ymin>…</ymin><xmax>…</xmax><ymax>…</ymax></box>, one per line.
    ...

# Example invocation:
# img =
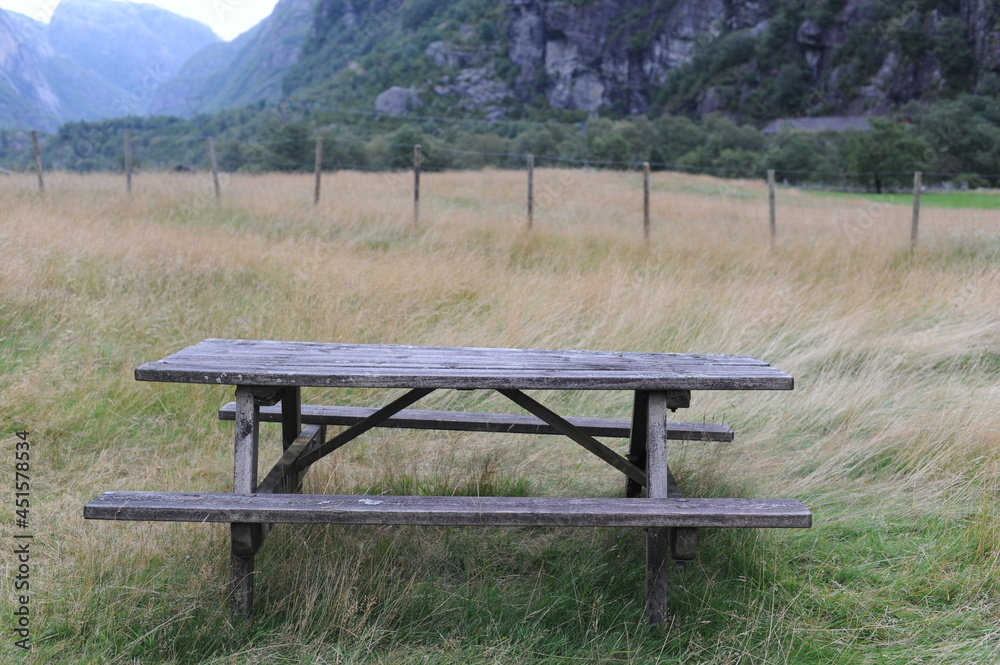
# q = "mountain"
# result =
<box><xmin>0</xmin><ymin>11</ymin><xmax>62</xmax><ymax>130</ymax></box>
<box><xmin>48</xmin><ymin>0</ymin><xmax>220</xmax><ymax>114</ymax></box>
<box><xmin>280</xmin><ymin>0</ymin><xmax>1000</xmax><ymax>124</ymax></box>
<box><xmin>4</xmin><ymin>0</ymin><xmax>999</xmax><ymax>134</ymax></box>
<box><xmin>0</xmin><ymin>0</ymin><xmax>219</xmax><ymax>130</ymax></box>
<box><xmin>660</xmin><ymin>0</ymin><xmax>1000</xmax><ymax>121</ymax></box>
<box><xmin>149</xmin><ymin>0</ymin><xmax>315</xmax><ymax>117</ymax></box>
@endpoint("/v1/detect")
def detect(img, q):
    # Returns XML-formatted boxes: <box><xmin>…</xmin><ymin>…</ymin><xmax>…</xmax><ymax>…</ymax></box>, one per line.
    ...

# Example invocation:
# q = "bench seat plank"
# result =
<box><xmin>85</xmin><ymin>492</ymin><xmax>811</xmax><ymax>529</ymax></box>
<box><xmin>218</xmin><ymin>403</ymin><xmax>734</xmax><ymax>442</ymax></box>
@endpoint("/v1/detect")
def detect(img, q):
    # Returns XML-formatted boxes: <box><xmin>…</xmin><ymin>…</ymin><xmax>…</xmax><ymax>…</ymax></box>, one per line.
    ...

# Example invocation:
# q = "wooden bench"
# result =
<box><xmin>218</xmin><ymin>402</ymin><xmax>735</xmax><ymax>442</ymax></box>
<box><xmin>84</xmin><ymin>491</ymin><xmax>811</xmax><ymax>530</ymax></box>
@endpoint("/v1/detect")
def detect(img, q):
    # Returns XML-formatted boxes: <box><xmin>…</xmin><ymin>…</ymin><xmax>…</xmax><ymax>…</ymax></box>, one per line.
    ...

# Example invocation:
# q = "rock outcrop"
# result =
<box><xmin>374</xmin><ymin>85</ymin><xmax>419</xmax><ymax>115</ymax></box>
<box><xmin>507</xmin><ymin>0</ymin><xmax>735</xmax><ymax>114</ymax></box>
<box><xmin>288</xmin><ymin>0</ymin><xmax>1000</xmax><ymax>122</ymax></box>
<box><xmin>0</xmin><ymin>11</ymin><xmax>62</xmax><ymax>129</ymax></box>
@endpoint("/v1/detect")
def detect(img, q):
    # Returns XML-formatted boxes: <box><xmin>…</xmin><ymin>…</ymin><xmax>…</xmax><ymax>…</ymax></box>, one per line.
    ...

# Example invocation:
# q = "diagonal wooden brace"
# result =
<box><xmin>497</xmin><ymin>389</ymin><xmax>648</xmax><ymax>488</ymax></box>
<box><xmin>296</xmin><ymin>388</ymin><xmax>435</xmax><ymax>467</ymax></box>
<box><xmin>257</xmin><ymin>424</ymin><xmax>323</xmax><ymax>495</ymax></box>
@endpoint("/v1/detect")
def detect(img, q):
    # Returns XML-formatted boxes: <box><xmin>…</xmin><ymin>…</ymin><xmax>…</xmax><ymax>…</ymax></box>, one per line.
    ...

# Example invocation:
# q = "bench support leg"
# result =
<box><xmin>280</xmin><ymin>387</ymin><xmax>303</xmax><ymax>492</ymax></box>
<box><xmin>231</xmin><ymin>555</ymin><xmax>255</xmax><ymax>620</ymax></box>
<box><xmin>230</xmin><ymin>385</ymin><xmax>269</xmax><ymax>619</ymax></box>
<box><xmin>626</xmin><ymin>391</ymin><xmax>648</xmax><ymax>498</ymax></box>
<box><xmin>645</xmin><ymin>391</ymin><xmax>670</xmax><ymax>623</ymax></box>
<box><xmin>634</xmin><ymin>391</ymin><xmax>699</xmax><ymax>567</ymax></box>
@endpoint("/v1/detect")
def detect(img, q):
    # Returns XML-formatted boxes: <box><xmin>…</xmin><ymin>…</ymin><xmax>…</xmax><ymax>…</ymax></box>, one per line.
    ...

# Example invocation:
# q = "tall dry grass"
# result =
<box><xmin>0</xmin><ymin>169</ymin><xmax>998</xmax><ymax>663</ymax></box>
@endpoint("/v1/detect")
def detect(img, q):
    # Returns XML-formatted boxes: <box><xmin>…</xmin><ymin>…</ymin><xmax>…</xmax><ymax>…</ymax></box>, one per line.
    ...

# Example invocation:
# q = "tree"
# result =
<box><xmin>651</xmin><ymin>115</ymin><xmax>705</xmax><ymax>164</ymax></box>
<box><xmin>845</xmin><ymin>119</ymin><xmax>931</xmax><ymax>192</ymax></box>
<box><xmin>262</xmin><ymin>123</ymin><xmax>313</xmax><ymax>172</ymax></box>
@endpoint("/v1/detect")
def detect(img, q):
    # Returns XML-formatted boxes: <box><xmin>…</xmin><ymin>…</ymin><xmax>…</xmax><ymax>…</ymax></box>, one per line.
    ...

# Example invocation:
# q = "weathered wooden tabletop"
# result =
<box><xmin>135</xmin><ymin>339</ymin><xmax>793</xmax><ymax>391</ymax></box>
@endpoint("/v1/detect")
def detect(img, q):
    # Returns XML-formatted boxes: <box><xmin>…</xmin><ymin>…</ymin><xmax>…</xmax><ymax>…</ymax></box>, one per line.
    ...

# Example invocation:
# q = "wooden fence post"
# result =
<box><xmin>208</xmin><ymin>137</ymin><xmax>221</xmax><ymax>202</ymax></box>
<box><xmin>643</xmin><ymin>162</ymin><xmax>651</xmax><ymax>241</ymax></box>
<box><xmin>413</xmin><ymin>144</ymin><xmax>422</xmax><ymax>228</ymax></box>
<box><xmin>768</xmin><ymin>169</ymin><xmax>776</xmax><ymax>249</ymax></box>
<box><xmin>314</xmin><ymin>136</ymin><xmax>323</xmax><ymax>206</ymax></box>
<box><xmin>527</xmin><ymin>154</ymin><xmax>534</xmax><ymax>230</ymax></box>
<box><xmin>31</xmin><ymin>131</ymin><xmax>44</xmax><ymax>193</ymax></box>
<box><xmin>911</xmin><ymin>171</ymin><xmax>922</xmax><ymax>251</ymax></box>
<box><xmin>124</xmin><ymin>129</ymin><xmax>132</xmax><ymax>195</ymax></box>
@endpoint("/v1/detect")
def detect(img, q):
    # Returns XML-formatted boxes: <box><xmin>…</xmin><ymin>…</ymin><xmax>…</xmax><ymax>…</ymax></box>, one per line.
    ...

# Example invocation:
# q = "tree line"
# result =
<box><xmin>1</xmin><ymin>89</ymin><xmax>999</xmax><ymax>192</ymax></box>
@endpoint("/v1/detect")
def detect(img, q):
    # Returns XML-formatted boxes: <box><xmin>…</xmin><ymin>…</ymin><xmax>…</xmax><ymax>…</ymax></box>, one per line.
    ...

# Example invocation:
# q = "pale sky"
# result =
<box><xmin>0</xmin><ymin>0</ymin><xmax>281</xmax><ymax>40</ymax></box>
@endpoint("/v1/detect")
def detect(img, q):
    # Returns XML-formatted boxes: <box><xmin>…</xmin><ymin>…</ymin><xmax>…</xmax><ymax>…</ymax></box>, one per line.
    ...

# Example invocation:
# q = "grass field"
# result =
<box><xmin>1</xmin><ymin>170</ymin><xmax>998</xmax><ymax>664</ymax></box>
<box><xmin>810</xmin><ymin>189</ymin><xmax>1000</xmax><ymax>209</ymax></box>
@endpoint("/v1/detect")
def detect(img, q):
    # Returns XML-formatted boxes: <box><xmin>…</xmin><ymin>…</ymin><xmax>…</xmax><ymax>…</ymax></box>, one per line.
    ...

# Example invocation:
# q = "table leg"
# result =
<box><xmin>231</xmin><ymin>385</ymin><xmax>262</xmax><ymax>619</ymax></box>
<box><xmin>280</xmin><ymin>387</ymin><xmax>303</xmax><ymax>492</ymax></box>
<box><xmin>626</xmin><ymin>391</ymin><xmax>648</xmax><ymax>499</ymax></box>
<box><xmin>645</xmin><ymin>391</ymin><xmax>670</xmax><ymax>623</ymax></box>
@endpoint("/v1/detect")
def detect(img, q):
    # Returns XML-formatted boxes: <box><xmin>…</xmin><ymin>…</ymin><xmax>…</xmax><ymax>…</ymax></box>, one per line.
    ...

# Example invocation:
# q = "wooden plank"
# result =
<box><xmin>670</xmin><ymin>527</ymin><xmax>698</xmax><ymax>561</ymax></box>
<box><xmin>645</xmin><ymin>391</ymin><xmax>670</xmax><ymax>623</ymax></box>
<box><xmin>84</xmin><ymin>492</ymin><xmax>813</xmax><ymax>529</ymax></box>
<box><xmin>31</xmin><ymin>131</ymin><xmax>44</xmax><ymax>193</ymax></box>
<box><xmin>125</xmin><ymin>129</ymin><xmax>132</xmax><ymax>195</ymax></box>
<box><xmin>413</xmin><ymin>144</ymin><xmax>421</xmax><ymax>227</ymax></box>
<box><xmin>768</xmin><ymin>168</ymin><xmax>776</xmax><ymax>249</ymax></box>
<box><xmin>232</xmin><ymin>386</ymin><xmax>262</xmax><ymax>619</ymax></box>
<box><xmin>140</xmin><ymin>339</ymin><xmax>776</xmax><ymax>367</ymax></box>
<box><xmin>295</xmin><ymin>388</ymin><xmax>435</xmax><ymax>468</ymax></box>
<box><xmin>626</xmin><ymin>391</ymin><xmax>648</xmax><ymax>498</ymax></box>
<box><xmin>527</xmin><ymin>154</ymin><xmax>534</xmax><ymax>229</ymax></box>
<box><xmin>498</xmin><ymin>389</ymin><xmax>647</xmax><ymax>487</ymax></box>
<box><xmin>136</xmin><ymin>340</ymin><xmax>793</xmax><ymax>391</ymax></box>
<box><xmin>314</xmin><ymin>136</ymin><xmax>323</xmax><ymax>206</ymax></box>
<box><xmin>233</xmin><ymin>387</ymin><xmax>259</xmax><ymax>494</ymax></box>
<box><xmin>256</xmin><ymin>425</ymin><xmax>322</xmax><ymax>495</ymax></box>
<box><xmin>280</xmin><ymin>387</ymin><xmax>302</xmax><ymax>453</ymax></box>
<box><xmin>218</xmin><ymin>402</ymin><xmax>735</xmax><ymax>442</ymax></box>
<box><xmin>643</xmin><ymin>162</ymin><xmax>650</xmax><ymax>241</ymax></box>
<box><xmin>230</xmin><ymin>554</ymin><xmax>254</xmax><ymax>620</ymax></box>
<box><xmin>208</xmin><ymin>137</ymin><xmax>221</xmax><ymax>201</ymax></box>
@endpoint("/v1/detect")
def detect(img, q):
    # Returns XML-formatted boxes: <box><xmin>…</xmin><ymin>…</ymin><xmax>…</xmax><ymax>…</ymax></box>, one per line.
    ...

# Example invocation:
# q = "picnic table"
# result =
<box><xmin>84</xmin><ymin>339</ymin><xmax>811</xmax><ymax>622</ymax></box>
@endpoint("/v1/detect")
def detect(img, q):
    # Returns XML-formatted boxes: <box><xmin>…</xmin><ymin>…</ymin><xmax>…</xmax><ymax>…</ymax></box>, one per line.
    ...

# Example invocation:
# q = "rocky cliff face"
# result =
<box><xmin>507</xmin><ymin>0</ymin><xmax>756</xmax><ymax>114</ymax></box>
<box><xmin>292</xmin><ymin>0</ymin><xmax>999</xmax><ymax>122</ymax></box>
<box><xmin>770</xmin><ymin>0</ymin><xmax>999</xmax><ymax>115</ymax></box>
<box><xmin>505</xmin><ymin>0</ymin><xmax>999</xmax><ymax>118</ymax></box>
<box><xmin>0</xmin><ymin>11</ymin><xmax>62</xmax><ymax>130</ymax></box>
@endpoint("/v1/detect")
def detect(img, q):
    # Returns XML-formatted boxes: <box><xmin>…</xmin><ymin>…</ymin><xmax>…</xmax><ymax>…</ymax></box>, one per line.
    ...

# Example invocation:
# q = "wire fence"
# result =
<box><xmin>12</xmin><ymin>130</ymin><xmax>1000</xmax><ymax>179</ymax></box>
<box><xmin>7</xmin><ymin>128</ymin><xmax>999</xmax><ymax>251</ymax></box>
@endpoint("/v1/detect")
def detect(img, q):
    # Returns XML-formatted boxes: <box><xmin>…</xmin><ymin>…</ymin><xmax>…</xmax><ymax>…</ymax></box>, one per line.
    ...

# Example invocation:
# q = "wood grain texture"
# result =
<box><xmin>218</xmin><ymin>402</ymin><xmax>735</xmax><ymax>442</ymax></box>
<box><xmin>645</xmin><ymin>391</ymin><xmax>670</xmax><ymax>622</ymax></box>
<box><xmin>626</xmin><ymin>391</ymin><xmax>649</xmax><ymax>498</ymax></box>
<box><xmin>256</xmin><ymin>425</ymin><xmax>322</xmax><ymax>495</ymax></box>
<box><xmin>136</xmin><ymin>339</ymin><xmax>794</xmax><ymax>391</ymax></box>
<box><xmin>233</xmin><ymin>387</ymin><xmax>259</xmax><ymax>494</ymax></box>
<box><xmin>84</xmin><ymin>492</ymin><xmax>812</xmax><ymax>528</ymax></box>
<box><xmin>230</xmin><ymin>554</ymin><xmax>254</xmax><ymax>619</ymax></box>
<box><xmin>231</xmin><ymin>386</ymin><xmax>263</xmax><ymax>616</ymax></box>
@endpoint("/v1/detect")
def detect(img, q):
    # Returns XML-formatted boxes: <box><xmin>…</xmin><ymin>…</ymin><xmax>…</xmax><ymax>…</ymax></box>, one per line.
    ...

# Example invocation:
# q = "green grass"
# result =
<box><xmin>806</xmin><ymin>189</ymin><xmax>1000</xmax><ymax>209</ymax></box>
